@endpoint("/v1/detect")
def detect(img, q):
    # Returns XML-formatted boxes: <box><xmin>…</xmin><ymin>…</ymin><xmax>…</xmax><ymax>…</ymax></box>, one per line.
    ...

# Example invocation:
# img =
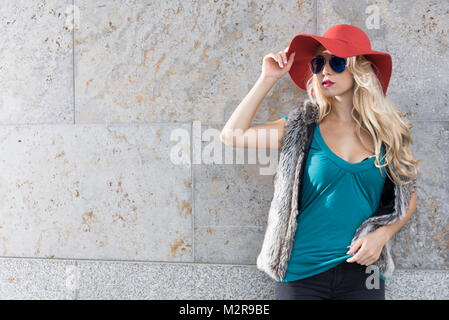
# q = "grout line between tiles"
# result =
<box><xmin>73</xmin><ymin>0</ymin><xmax>75</xmax><ymax>125</ymax></box>
<box><xmin>191</xmin><ymin>121</ymin><xmax>195</xmax><ymax>263</ymax></box>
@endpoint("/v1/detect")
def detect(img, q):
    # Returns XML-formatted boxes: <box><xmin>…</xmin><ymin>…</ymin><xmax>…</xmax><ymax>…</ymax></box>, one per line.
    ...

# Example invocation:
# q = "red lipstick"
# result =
<box><xmin>322</xmin><ymin>80</ymin><xmax>335</xmax><ymax>87</ymax></box>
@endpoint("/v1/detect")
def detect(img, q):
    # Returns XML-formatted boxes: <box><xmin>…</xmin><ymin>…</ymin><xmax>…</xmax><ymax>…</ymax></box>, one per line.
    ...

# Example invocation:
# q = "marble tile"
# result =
<box><xmin>0</xmin><ymin>124</ymin><xmax>192</xmax><ymax>262</ymax></box>
<box><xmin>0</xmin><ymin>0</ymin><xmax>73</xmax><ymax>124</ymax></box>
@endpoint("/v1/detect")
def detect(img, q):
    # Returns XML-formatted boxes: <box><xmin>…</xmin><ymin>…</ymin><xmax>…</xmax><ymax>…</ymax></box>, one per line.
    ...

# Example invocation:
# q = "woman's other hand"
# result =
<box><xmin>346</xmin><ymin>228</ymin><xmax>390</xmax><ymax>266</ymax></box>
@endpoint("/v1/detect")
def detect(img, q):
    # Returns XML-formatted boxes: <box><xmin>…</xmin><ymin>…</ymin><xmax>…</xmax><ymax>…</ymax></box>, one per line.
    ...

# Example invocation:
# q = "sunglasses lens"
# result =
<box><xmin>310</xmin><ymin>56</ymin><xmax>324</xmax><ymax>74</ymax></box>
<box><xmin>330</xmin><ymin>56</ymin><xmax>346</xmax><ymax>73</ymax></box>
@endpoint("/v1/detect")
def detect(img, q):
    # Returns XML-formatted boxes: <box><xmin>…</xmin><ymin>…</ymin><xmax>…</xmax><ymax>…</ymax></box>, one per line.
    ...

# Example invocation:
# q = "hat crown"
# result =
<box><xmin>322</xmin><ymin>24</ymin><xmax>371</xmax><ymax>50</ymax></box>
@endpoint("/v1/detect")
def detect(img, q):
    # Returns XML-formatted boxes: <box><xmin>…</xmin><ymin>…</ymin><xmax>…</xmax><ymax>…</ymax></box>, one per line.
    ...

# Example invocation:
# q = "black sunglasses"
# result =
<box><xmin>310</xmin><ymin>55</ymin><xmax>347</xmax><ymax>74</ymax></box>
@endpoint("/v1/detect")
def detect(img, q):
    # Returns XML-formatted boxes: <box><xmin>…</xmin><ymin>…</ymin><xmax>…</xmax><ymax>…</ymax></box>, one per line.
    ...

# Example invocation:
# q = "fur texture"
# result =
<box><xmin>256</xmin><ymin>100</ymin><xmax>417</xmax><ymax>281</ymax></box>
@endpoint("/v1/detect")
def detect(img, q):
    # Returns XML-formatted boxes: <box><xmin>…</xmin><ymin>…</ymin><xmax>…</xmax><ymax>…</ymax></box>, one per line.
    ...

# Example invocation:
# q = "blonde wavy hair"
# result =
<box><xmin>305</xmin><ymin>53</ymin><xmax>420</xmax><ymax>186</ymax></box>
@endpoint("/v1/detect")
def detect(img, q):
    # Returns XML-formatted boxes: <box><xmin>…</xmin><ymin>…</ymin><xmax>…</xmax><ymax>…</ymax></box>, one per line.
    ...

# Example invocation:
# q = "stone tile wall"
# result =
<box><xmin>0</xmin><ymin>0</ymin><xmax>447</xmax><ymax>299</ymax></box>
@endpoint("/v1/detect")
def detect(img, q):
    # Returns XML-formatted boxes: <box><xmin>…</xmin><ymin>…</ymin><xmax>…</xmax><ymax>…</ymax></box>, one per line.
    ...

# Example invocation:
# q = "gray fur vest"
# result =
<box><xmin>256</xmin><ymin>100</ymin><xmax>417</xmax><ymax>282</ymax></box>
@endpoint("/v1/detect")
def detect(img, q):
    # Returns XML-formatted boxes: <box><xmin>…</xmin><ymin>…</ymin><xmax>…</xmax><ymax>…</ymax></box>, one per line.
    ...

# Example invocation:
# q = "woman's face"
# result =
<box><xmin>313</xmin><ymin>45</ymin><xmax>354</xmax><ymax>97</ymax></box>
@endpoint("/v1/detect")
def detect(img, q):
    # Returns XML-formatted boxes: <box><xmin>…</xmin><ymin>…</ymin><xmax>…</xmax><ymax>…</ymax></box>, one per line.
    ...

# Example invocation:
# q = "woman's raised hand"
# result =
<box><xmin>261</xmin><ymin>47</ymin><xmax>296</xmax><ymax>81</ymax></box>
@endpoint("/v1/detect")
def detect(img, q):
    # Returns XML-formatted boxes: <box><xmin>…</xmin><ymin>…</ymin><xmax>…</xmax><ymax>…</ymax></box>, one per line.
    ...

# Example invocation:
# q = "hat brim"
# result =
<box><xmin>286</xmin><ymin>34</ymin><xmax>392</xmax><ymax>95</ymax></box>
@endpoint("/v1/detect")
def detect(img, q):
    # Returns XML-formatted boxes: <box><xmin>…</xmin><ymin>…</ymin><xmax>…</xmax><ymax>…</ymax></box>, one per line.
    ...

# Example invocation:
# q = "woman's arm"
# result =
<box><xmin>220</xmin><ymin>74</ymin><xmax>285</xmax><ymax>149</ymax></box>
<box><xmin>377</xmin><ymin>189</ymin><xmax>418</xmax><ymax>242</ymax></box>
<box><xmin>220</xmin><ymin>48</ymin><xmax>295</xmax><ymax>150</ymax></box>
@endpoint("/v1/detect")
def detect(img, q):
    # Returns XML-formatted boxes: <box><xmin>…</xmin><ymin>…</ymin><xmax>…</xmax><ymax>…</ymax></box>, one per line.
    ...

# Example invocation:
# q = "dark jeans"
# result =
<box><xmin>274</xmin><ymin>261</ymin><xmax>385</xmax><ymax>300</ymax></box>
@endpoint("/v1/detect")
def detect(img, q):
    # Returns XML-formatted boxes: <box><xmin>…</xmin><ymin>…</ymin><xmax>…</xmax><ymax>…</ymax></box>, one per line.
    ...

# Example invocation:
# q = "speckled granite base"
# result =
<box><xmin>0</xmin><ymin>257</ymin><xmax>447</xmax><ymax>300</ymax></box>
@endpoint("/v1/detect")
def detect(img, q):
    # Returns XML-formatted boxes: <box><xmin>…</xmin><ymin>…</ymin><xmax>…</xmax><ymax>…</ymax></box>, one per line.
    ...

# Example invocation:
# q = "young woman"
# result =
<box><xmin>220</xmin><ymin>25</ymin><xmax>419</xmax><ymax>300</ymax></box>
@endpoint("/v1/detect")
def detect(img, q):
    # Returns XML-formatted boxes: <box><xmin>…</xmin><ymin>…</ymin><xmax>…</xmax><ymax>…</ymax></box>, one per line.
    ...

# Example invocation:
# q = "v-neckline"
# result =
<box><xmin>316</xmin><ymin>124</ymin><xmax>377</xmax><ymax>171</ymax></box>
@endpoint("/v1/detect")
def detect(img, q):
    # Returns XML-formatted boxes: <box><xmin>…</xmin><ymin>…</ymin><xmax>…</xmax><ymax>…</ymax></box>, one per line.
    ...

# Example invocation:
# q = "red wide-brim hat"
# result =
<box><xmin>287</xmin><ymin>24</ymin><xmax>392</xmax><ymax>95</ymax></box>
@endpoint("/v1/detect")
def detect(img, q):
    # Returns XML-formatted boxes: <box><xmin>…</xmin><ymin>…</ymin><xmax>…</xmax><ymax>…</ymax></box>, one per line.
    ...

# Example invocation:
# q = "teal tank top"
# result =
<box><xmin>278</xmin><ymin>121</ymin><xmax>386</xmax><ymax>282</ymax></box>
